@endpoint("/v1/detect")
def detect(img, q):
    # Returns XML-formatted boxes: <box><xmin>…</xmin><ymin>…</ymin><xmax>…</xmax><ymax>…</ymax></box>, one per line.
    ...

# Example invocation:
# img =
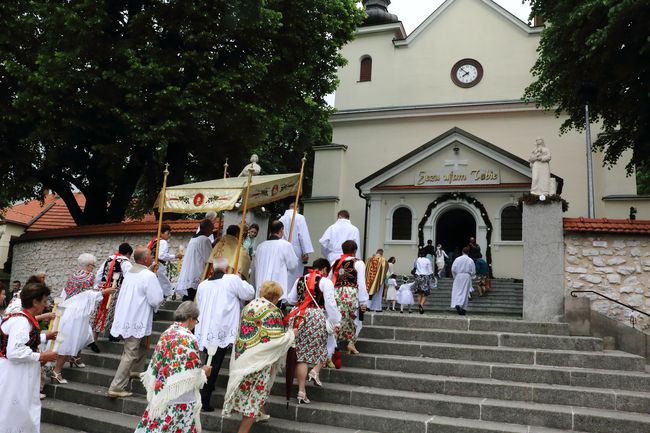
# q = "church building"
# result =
<box><xmin>304</xmin><ymin>0</ymin><xmax>649</xmax><ymax>278</ymax></box>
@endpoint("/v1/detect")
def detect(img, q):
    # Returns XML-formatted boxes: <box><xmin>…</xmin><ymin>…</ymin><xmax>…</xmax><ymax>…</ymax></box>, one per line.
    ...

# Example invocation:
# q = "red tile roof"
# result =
<box><xmin>1</xmin><ymin>195</ymin><xmax>60</xmax><ymax>226</ymax></box>
<box><xmin>564</xmin><ymin>218</ymin><xmax>650</xmax><ymax>234</ymax></box>
<box><xmin>27</xmin><ymin>193</ymin><xmax>86</xmax><ymax>231</ymax></box>
<box><xmin>16</xmin><ymin>219</ymin><xmax>219</xmax><ymax>243</ymax></box>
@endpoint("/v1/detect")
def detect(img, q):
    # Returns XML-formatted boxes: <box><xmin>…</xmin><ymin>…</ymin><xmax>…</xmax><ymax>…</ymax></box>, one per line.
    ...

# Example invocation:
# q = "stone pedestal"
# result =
<box><xmin>523</xmin><ymin>201</ymin><xmax>564</xmax><ymax>322</ymax></box>
<box><xmin>222</xmin><ymin>210</ymin><xmax>269</xmax><ymax>241</ymax></box>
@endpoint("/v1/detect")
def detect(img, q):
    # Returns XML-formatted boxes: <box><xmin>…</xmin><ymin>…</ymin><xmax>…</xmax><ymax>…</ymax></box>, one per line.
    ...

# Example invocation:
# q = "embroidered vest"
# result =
<box><xmin>296</xmin><ymin>274</ymin><xmax>325</xmax><ymax>308</ymax></box>
<box><xmin>100</xmin><ymin>256</ymin><xmax>129</xmax><ymax>288</ymax></box>
<box><xmin>0</xmin><ymin>312</ymin><xmax>41</xmax><ymax>358</ymax></box>
<box><xmin>332</xmin><ymin>258</ymin><xmax>358</xmax><ymax>288</ymax></box>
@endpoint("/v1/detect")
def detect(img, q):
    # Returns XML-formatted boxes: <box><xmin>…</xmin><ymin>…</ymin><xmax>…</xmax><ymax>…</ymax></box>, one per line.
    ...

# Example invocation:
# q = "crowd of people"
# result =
<box><xmin>0</xmin><ymin>203</ymin><xmax>493</xmax><ymax>433</ymax></box>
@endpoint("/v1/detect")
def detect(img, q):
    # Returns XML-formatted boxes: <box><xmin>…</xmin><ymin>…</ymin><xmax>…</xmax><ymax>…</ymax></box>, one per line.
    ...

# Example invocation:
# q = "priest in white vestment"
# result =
<box><xmin>254</xmin><ymin>220</ymin><xmax>300</xmax><ymax>302</ymax></box>
<box><xmin>319</xmin><ymin>210</ymin><xmax>361</xmax><ymax>263</ymax></box>
<box><xmin>450</xmin><ymin>247</ymin><xmax>476</xmax><ymax>315</ymax></box>
<box><xmin>176</xmin><ymin>220</ymin><xmax>214</xmax><ymax>301</ymax></box>
<box><xmin>195</xmin><ymin>258</ymin><xmax>255</xmax><ymax>411</ymax></box>
<box><xmin>108</xmin><ymin>247</ymin><xmax>164</xmax><ymax>398</ymax></box>
<box><xmin>279</xmin><ymin>203</ymin><xmax>314</xmax><ymax>285</ymax></box>
<box><xmin>0</xmin><ymin>283</ymin><xmax>57</xmax><ymax>433</ymax></box>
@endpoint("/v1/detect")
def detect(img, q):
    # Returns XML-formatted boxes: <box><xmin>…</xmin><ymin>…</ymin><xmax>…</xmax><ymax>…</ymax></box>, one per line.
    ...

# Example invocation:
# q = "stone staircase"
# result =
<box><xmin>41</xmin><ymin>300</ymin><xmax>650</xmax><ymax>433</ymax></box>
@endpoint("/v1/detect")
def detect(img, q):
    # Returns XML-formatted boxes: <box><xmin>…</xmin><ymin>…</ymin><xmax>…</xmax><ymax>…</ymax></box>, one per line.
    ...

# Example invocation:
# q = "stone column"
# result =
<box><xmin>523</xmin><ymin>201</ymin><xmax>564</xmax><ymax>322</ymax></box>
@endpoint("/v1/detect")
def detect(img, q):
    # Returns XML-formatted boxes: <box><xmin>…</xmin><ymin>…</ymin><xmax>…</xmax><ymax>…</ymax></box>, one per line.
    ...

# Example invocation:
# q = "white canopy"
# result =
<box><xmin>158</xmin><ymin>173</ymin><xmax>301</xmax><ymax>213</ymax></box>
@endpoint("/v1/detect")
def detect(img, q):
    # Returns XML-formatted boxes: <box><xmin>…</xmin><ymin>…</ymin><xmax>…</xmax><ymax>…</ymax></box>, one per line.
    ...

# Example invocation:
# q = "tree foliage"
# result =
<box><xmin>525</xmin><ymin>0</ymin><xmax>650</xmax><ymax>174</ymax></box>
<box><xmin>0</xmin><ymin>0</ymin><xmax>364</xmax><ymax>224</ymax></box>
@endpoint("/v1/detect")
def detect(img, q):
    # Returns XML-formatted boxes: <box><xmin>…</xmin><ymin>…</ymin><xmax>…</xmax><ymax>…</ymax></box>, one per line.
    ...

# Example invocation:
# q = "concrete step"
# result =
<box><xmin>41</xmin><ymin>423</ymin><xmax>86</xmax><ymax>433</ymax></box>
<box><xmin>360</xmin><ymin>325</ymin><xmax>603</xmax><ymax>351</ymax></box>
<box><xmin>354</xmin><ymin>338</ymin><xmax>645</xmax><ymax>371</ymax></box>
<box><xmin>342</xmin><ymin>352</ymin><xmax>650</xmax><ymax>392</ymax></box>
<box><xmin>365</xmin><ymin>314</ymin><xmax>570</xmax><ymax>335</ymax></box>
<box><xmin>57</xmin><ymin>357</ymin><xmax>650</xmax><ymax>417</ymax></box>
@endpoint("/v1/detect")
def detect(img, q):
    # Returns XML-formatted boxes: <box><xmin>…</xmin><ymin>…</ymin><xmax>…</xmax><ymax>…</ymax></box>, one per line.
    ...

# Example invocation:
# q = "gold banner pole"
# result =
<box><xmin>288</xmin><ymin>154</ymin><xmax>307</xmax><ymax>242</ymax></box>
<box><xmin>154</xmin><ymin>163</ymin><xmax>170</xmax><ymax>269</ymax></box>
<box><xmin>223</xmin><ymin>157</ymin><xmax>229</xmax><ymax>179</ymax></box>
<box><xmin>232</xmin><ymin>168</ymin><xmax>254</xmax><ymax>274</ymax></box>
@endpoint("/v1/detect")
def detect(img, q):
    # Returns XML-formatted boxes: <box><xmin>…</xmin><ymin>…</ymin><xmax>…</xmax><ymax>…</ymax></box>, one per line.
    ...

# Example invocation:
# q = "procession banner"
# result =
<box><xmin>157</xmin><ymin>173</ymin><xmax>300</xmax><ymax>213</ymax></box>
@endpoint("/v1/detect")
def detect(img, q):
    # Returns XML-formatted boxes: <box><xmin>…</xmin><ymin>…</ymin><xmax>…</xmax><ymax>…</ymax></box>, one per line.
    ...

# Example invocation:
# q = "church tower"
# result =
<box><xmin>361</xmin><ymin>0</ymin><xmax>399</xmax><ymax>26</ymax></box>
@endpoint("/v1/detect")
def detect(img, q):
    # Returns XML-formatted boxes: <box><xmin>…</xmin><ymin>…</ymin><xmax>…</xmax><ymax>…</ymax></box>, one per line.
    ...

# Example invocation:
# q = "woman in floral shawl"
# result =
<box><xmin>223</xmin><ymin>281</ymin><xmax>296</xmax><ymax>433</ymax></box>
<box><xmin>135</xmin><ymin>301</ymin><xmax>211</xmax><ymax>433</ymax></box>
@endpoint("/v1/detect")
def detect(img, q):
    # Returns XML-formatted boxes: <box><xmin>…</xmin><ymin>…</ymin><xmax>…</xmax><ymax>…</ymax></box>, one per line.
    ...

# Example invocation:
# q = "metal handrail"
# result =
<box><xmin>571</xmin><ymin>290</ymin><xmax>650</xmax><ymax>328</ymax></box>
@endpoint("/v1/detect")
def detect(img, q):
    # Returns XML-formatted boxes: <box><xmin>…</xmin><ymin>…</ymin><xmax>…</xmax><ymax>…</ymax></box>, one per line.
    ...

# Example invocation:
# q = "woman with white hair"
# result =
<box><xmin>51</xmin><ymin>253</ymin><xmax>115</xmax><ymax>384</ymax></box>
<box><xmin>135</xmin><ymin>301</ymin><xmax>211</xmax><ymax>433</ymax></box>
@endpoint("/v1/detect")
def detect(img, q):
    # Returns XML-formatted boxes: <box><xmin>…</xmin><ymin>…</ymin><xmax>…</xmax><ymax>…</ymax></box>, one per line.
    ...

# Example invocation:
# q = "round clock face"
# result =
<box><xmin>451</xmin><ymin>59</ymin><xmax>483</xmax><ymax>88</ymax></box>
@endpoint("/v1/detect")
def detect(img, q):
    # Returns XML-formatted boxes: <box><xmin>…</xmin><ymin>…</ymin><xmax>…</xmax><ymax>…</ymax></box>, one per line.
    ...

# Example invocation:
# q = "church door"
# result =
<box><xmin>435</xmin><ymin>208</ymin><xmax>476</xmax><ymax>257</ymax></box>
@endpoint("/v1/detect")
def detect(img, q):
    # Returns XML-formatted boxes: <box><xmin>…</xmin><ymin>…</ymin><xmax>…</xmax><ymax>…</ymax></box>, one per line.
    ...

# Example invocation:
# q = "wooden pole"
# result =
<box><xmin>223</xmin><ymin>158</ymin><xmax>229</xmax><ymax>179</ymax></box>
<box><xmin>288</xmin><ymin>154</ymin><xmax>307</xmax><ymax>242</ymax></box>
<box><xmin>232</xmin><ymin>168</ymin><xmax>253</xmax><ymax>274</ymax></box>
<box><xmin>154</xmin><ymin>163</ymin><xmax>170</xmax><ymax>269</ymax></box>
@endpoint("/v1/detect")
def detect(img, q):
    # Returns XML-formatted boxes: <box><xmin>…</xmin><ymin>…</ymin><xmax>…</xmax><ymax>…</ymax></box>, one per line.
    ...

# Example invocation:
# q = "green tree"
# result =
<box><xmin>525</xmin><ymin>0</ymin><xmax>650</xmax><ymax>174</ymax></box>
<box><xmin>0</xmin><ymin>0</ymin><xmax>364</xmax><ymax>224</ymax></box>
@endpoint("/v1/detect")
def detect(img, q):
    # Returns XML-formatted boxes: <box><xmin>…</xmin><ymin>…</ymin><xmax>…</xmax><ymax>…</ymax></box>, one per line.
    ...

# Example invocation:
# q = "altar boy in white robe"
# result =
<box><xmin>108</xmin><ymin>247</ymin><xmax>164</xmax><ymax>398</ymax></box>
<box><xmin>176</xmin><ymin>219</ymin><xmax>214</xmax><ymax>301</ymax></box>
<box><xmin>279</xmin><ymin>203</ymin><xmax>314</xmax><ymax>286</ymax></box>
<box><xmin>450</xmin><ymin>247</ymin><xmax>476</xmax><ymax>316</ymax></box>
<box><xmin>319</xmin><ymin>210</ymin><xmax>361</xmax><ymax>263</ymax></box>
<box><xmin>0</xmin><ymin>283</ymin><xmax>58</xmax><ymax>433</ymax></box>
<box><xmin>254</xmin><ymin>220</ymin><xmax>300</xmax><ymax>303</ymax></box>
<box><xmin>148</xmin><ymin>224</ymin><xmax>183</xmax><ymax>297</ymax></box>
<box><xmin>195</xmin><ymin>258</ymin><xmax>255</xmax><ymax>411</ymax></box>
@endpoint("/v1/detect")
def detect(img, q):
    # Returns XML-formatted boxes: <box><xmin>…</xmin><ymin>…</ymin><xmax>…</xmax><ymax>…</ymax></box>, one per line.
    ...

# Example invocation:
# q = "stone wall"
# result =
<box><xmin>10</xmin><ymin>233</ymin><xmax>193</xmax><ymax>296</ymax></box>
<box><xmin>565</xmin><ymin>233</ymin><xmax>650</xmax><ymax>331</ymax></box>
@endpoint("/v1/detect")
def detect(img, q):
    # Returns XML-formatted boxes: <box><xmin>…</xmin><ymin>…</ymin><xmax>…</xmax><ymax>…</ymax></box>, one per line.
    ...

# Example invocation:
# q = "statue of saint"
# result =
<box><xmin>529</xmin><ymin>138</ymin><xmax>553</xmax><ymax>196</ymax></box>
<box><xmin>238</xmin><ymin>154</ymin><xmax>262</xmax><ymax>177</ymax></box>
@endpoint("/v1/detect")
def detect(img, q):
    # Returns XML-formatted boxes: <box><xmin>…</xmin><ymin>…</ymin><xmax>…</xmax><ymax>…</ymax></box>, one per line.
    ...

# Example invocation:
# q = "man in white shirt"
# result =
<box><xmin>279</xmin><ymin>203</ymin><xmax>314</xmax><ymax>286</ymax></box>
<box><xmin>108</xmin><ymin>247</ymin><xmax>164</xmax><ymax>398</ymax></box>
<box><xmin>176</xmin><ymin>220</ymin><xmax>214</xmax><ymax>301</ymax></box>
<box><xmin>254</xmin><ymin>220</ymin><xmax>300</xmax><ymax>303</ymax></box>
<box><xmin>319</xmin><ymin>210</ymin><xmax>361</xmax><ymax>263</ymax></box>
<box><xmin>451</xmin><ymin>246</ymin><xmax>476</xmax><ymax>316</ymax></box>
<box><xmin>195</xmin><ymin>258</ymin><xmax>255</xmax><ymax>411</ymax></box>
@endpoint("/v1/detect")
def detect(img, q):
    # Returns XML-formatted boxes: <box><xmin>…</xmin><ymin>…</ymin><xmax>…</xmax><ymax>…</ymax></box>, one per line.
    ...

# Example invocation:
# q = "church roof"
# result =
<box><xmin>564</xmin><ymin>218</ymin><xmax>650</xmax><ymax>235</ymax></box>
<box><xmin>394</xmin><ymin>0</ymin><xmax>541</xmax><ymax>48</ymax></box>
<box><xmin>361</xmin><ymin>0</ymin><xmax>400</xmax><ymax>27</ymax></box>
<box><xmin>355</xmin><ymin>127</ymin><xmax>564</xmax><ymax>193</ymax></box>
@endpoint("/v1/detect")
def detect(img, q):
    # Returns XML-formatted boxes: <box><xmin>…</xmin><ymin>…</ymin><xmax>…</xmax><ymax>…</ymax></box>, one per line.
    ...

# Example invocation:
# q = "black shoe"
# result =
<box><xmin>88</xmin><ymin>342</ymin><xmax>101</xmax><ymax>353</ymax></box>
<box><xmin>460</xmin><ymin>308</ymin><xmax>467</xmax><ymax>316</ymax></box>
<box><xmin>400</xmin><ymin>310</ymin><xmax>403</xmax><ymax>314</ymax></box>
<box><xmin>108</xmin><ymin>335</ymin><xmax>122</xmax><ymax>342</ymax></box>
<box><xmin>455</xmin><ymin>305</ymin><xmax>464</xmax><ymax>316</ymax></box>
<box><xmin>418</xmin><ymin>305</ymin><xmax>424</xmax><ymax>314</ymax></box>
<box><xmin>201</xmin><ymin>404</ymin><xmax>215</xmax><ymax>412</ymax></box>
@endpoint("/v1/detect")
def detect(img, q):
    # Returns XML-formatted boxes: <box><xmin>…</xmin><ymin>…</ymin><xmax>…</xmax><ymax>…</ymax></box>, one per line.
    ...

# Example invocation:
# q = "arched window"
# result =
<box><xmin>501</xmin><ymin>205</ymin><xmax>522</xmax><ymax>241</ymax></box>
<box><xmin>359</xmin><ymin>56</ymin><xmax>372</xmax><ymax>82</ymax></box>
<box><xmin>391</xmin><ymin>206</ymin><xmax>412</xmax><ymax>240</ymax></box>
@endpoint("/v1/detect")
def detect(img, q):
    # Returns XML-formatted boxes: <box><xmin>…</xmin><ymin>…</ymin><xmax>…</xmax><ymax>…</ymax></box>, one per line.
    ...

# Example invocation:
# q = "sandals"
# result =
<box><xmin>297</xmin><ymin>391</ymin><xmax>311</xmax><ymax>405</ymax></box>
<box><xmin>51</xmin><ymin>371</ymin><xmax>68</xmax><ymax>384</ymax></box>
<box><xmin>308</xmin><ymin>369</ymin><xmax>323</xmax><ymax>387</ymax></box>
<box><xmin>69</xmin><ymin>356</ymin><xmax>86</xmax><ymax>368</ymax></box>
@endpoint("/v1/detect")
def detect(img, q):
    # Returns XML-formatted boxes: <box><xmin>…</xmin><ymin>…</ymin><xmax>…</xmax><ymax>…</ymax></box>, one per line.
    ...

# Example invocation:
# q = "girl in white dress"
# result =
<box><xmin>396</xmin><ymin>282</ymin><xmax>415</xmax><ymax>313</ymax></box>
<box><xmin>385</xmin><ymin>275</ymin><xmax>398</xmax><ymax>311</ymax></box>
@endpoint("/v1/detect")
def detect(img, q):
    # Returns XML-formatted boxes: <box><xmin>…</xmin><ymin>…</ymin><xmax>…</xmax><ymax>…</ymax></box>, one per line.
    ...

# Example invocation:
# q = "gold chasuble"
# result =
<box><xmin>211</xmin><ymin>234</ymin><xmax>251</xmax><ymax>278</ymax></box>
<box><xmin>365</xmin><ymin>254</ymin><xmax>388</xmax><ymax>297</ymax></box>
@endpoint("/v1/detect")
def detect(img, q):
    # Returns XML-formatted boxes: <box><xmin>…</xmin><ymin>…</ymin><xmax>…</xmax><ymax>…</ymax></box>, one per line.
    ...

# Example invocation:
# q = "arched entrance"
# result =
<box><xmin>435</xmin><ymin>208</ymin><xmax>476</xmax><ymax>256</ymax></box>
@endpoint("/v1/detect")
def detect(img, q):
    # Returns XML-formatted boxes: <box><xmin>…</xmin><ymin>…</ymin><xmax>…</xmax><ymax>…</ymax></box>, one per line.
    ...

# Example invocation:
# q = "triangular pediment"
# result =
<box><xmin>355</xmin><ymin>128</ymin><xmax>563</xmax><ymax>193</ymax></box>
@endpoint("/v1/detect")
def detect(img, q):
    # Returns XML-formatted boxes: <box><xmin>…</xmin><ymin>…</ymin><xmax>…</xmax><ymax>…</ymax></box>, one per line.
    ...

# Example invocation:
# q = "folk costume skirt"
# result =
<box><xmin>335</xmin><ymin>286</ymin><xmax>358</xmax><ymax>345</ymax></box>
<box><xmin>292</xmin><ymin>308</ymin><xmax>328</xmax><ymax>365</ymax></box>
<box><xmin>222</xmin><ymin>366</ymin><xmax>273</xmax><ymax>418</ymax></box>
<box><xmin>135</xmin><ymin>402</ymin><xmax>200</xmax><ymax>433</ymax></box>
<box><xmin>413</xmin><ymin>274</ymin><xmax>435</xmax><ymax>296</ymax></box>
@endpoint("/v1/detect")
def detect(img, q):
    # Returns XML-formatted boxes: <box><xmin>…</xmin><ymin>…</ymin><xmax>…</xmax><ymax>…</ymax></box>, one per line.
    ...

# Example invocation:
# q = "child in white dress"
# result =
<box><xmin>396</xmin><ymin>281</ymin><xmax>415</xmax><ymax>313</ymax></box>
<box><xmin>385</xmin><ymin>275</ymin><xmax>398</xmax><ymax>311</ymax></box>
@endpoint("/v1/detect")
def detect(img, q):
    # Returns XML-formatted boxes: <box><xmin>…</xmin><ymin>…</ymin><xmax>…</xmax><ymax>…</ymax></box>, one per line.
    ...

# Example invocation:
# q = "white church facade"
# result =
<box><xmin>304</xmin><ymin>0</ymin><xmax>650</xmax><ymax>278</ymax></box>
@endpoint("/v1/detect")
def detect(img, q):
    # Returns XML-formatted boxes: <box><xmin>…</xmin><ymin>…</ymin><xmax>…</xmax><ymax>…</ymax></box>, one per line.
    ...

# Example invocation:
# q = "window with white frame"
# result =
<box><xmin>391</xmin><ymin>206</ymin><xmax>412</xmax><ymax>240</ymax></box>
<box><xmin>500</xmin><ymin>205</ymin><xmax>522</xmax><ymax>241</ymax></box>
